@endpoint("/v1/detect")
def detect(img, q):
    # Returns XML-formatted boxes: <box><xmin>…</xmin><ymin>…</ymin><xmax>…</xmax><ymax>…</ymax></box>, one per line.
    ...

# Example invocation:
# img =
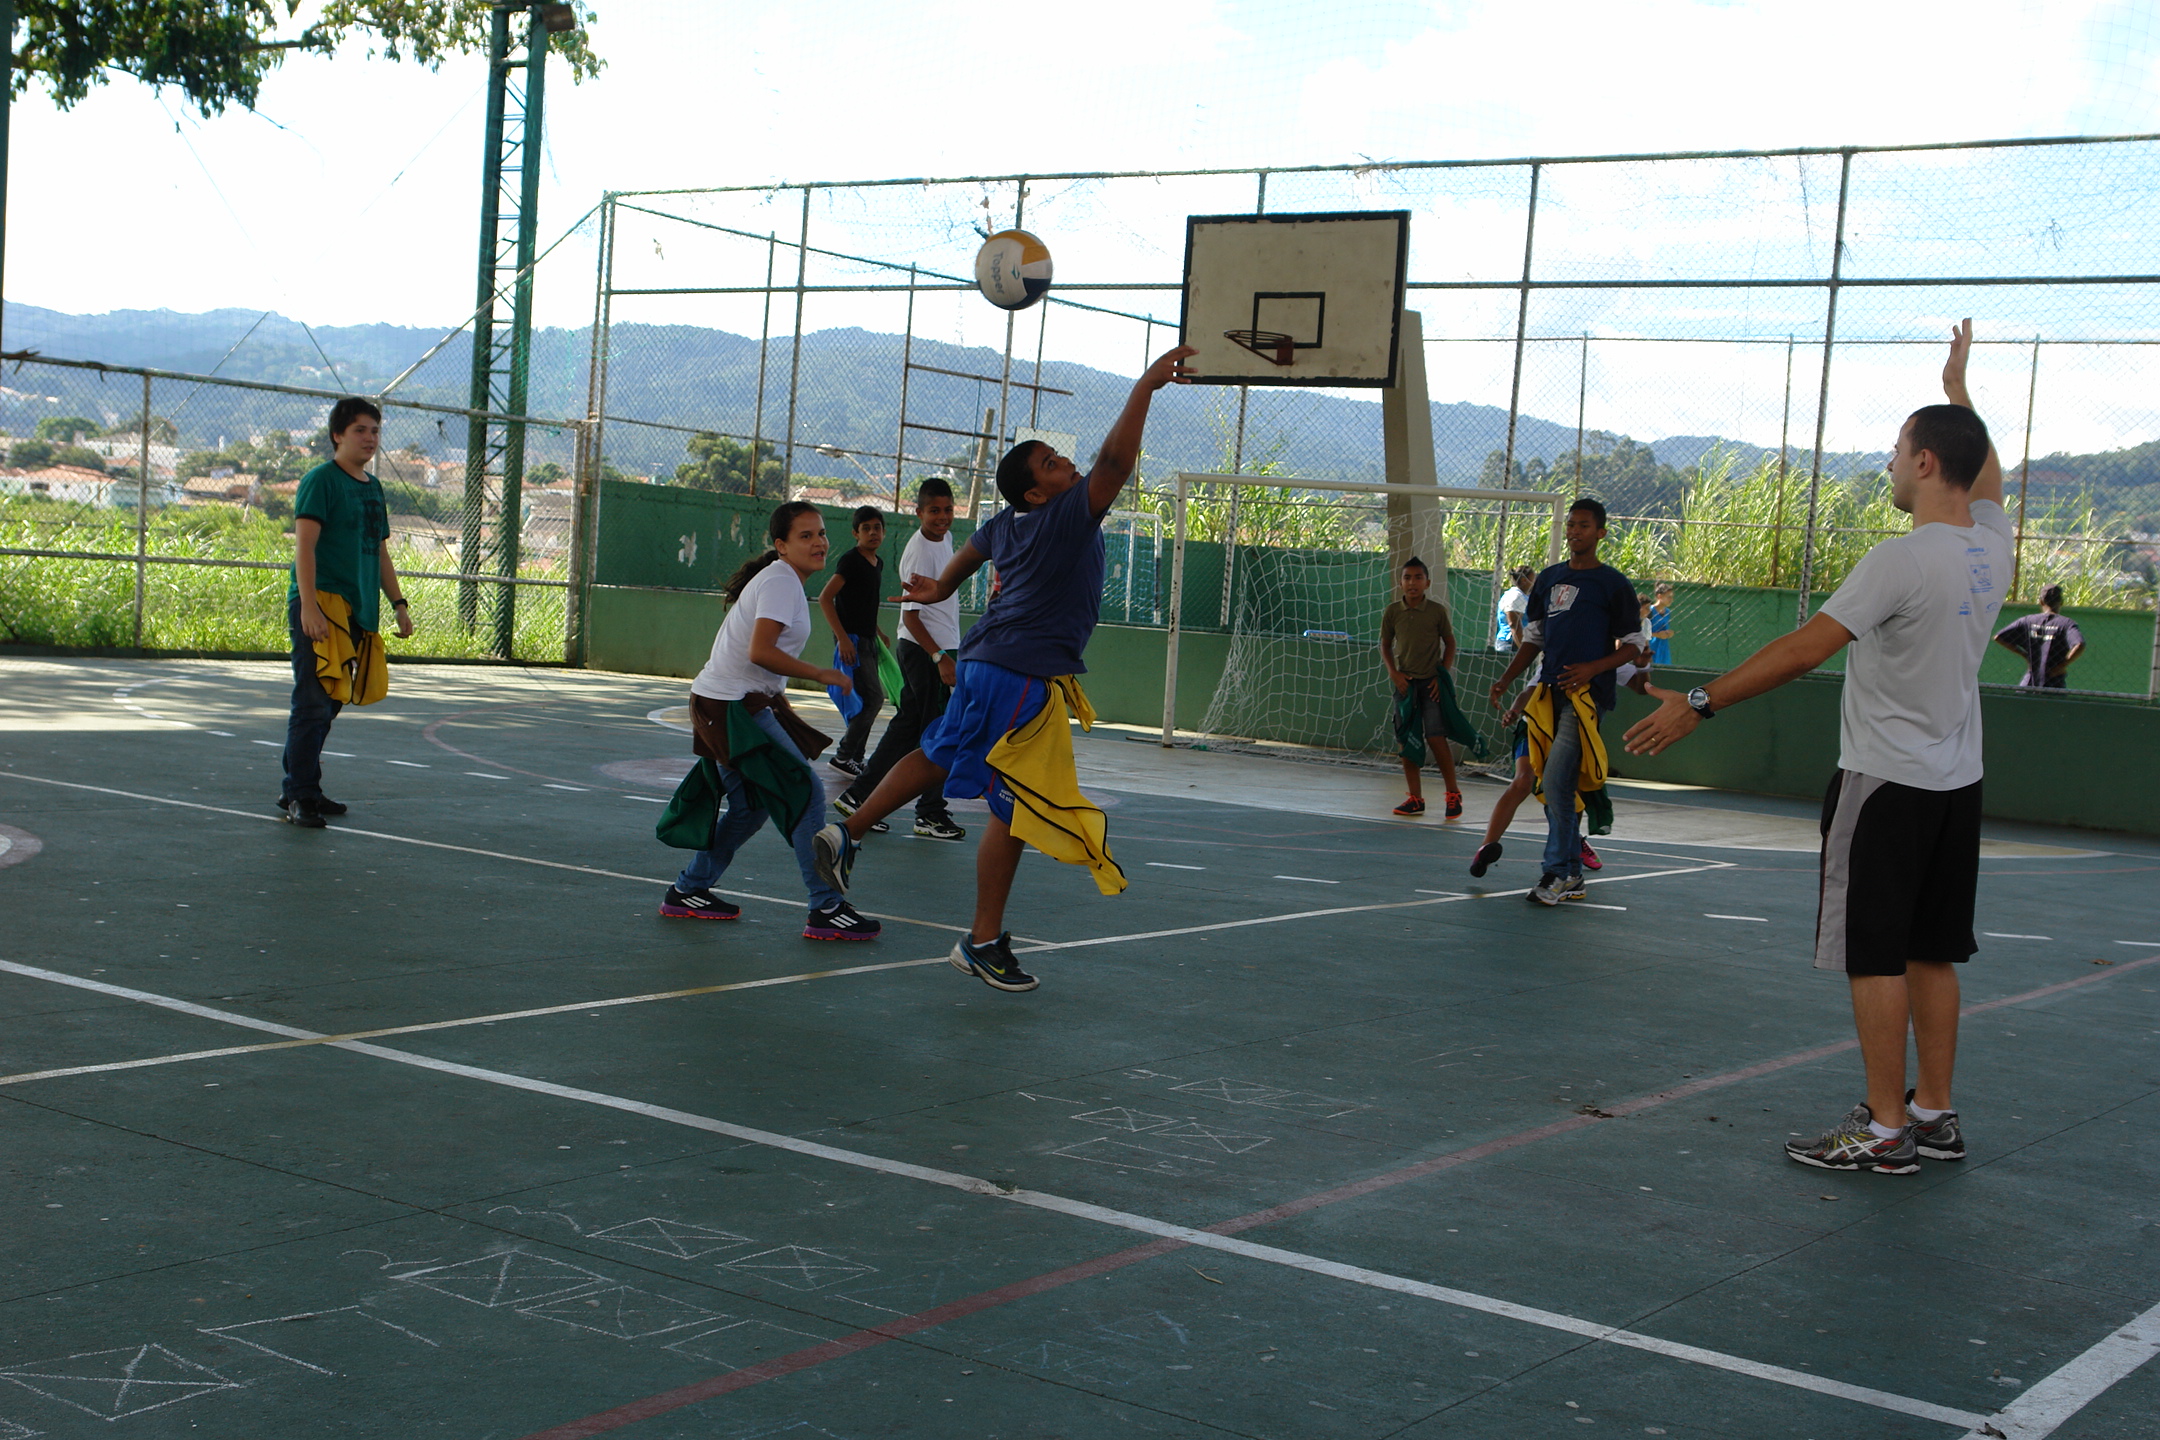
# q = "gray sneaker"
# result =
<box><xmin>1784</xmin><ymin>1104</ymin><xmax>1920</xmax><ymax>1174</ymax></box>
<box><xmin>1530</xmin><ymin>873</ymin><xmax>1586</xmax><ymax>906</ymax></box>
<box><xmin>1905</xmin><ymin>1088</ymin><xmax>1965</xmax><ymax>1161</ymax></box>
<box><xmin>811</xmin><ymin>822</ymin><xmax>858</xmax><ymax>895</ymax></box>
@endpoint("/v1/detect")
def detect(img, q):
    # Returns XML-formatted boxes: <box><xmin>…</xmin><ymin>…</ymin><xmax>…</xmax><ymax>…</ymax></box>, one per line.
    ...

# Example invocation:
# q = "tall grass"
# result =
<box><xmin>0</xmin><ymin>497</ymin><xmax>566</xmax><ymax>659</ymax></box>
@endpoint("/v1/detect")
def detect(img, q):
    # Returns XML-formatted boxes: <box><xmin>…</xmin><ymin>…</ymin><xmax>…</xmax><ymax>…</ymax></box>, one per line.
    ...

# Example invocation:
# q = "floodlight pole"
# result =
<box><xmin>463</xmin><ymin>3</ymin><xmax>560</xmax><ymax>655</ymax></box>
<box><xmin>0</xmin><ymin>0</ymin><xmax>11</xmax><ymax>362</ymax></box>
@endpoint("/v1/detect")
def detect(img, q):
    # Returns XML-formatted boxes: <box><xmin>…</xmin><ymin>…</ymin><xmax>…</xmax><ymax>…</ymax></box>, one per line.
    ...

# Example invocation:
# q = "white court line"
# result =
<box><xmin>623</xmin><ymin>796</ymin><xmax>665</xmax><ymax>803</ymax></box>
<box><xmin>1986</xmin><ymin>933</ymin><xmax>2052</xmax><ymax>940</ymax></box>
<box><xmin>0</xmin><ymin>860</ymin><xmax>1731</xmax><ymax>1087</ymax></box>
<box><xmin>1416</xmin><ymin>889</ymin><xmax>1468</xmax><ymax>897</ymax></box>
<box><xmin>1956</xmin><ymin>1298</ymin><xmax>2160</xmax><ymax>1439</ymax></box>
<box><xmin>2114</xmin><ymin>941</ymin><xmax>2160</xmax><ymax>947</ymax></box>
<box><xmin>1574</xmin><ymin>903</ymin><xmax>1628</xmax><ymax>911</ymax></box>
<box><xmin>0</xmin><ymin>956</ymin><xmax>1998</xmax><ymax>1434</ymax></box>
<box><xmin>1274</xmin><ymin>874</ymin><xmax>1338</xmax><ymax>884</ymax></box>
<box><xmin>465</xmin><ymin>772</ymin><xmax>510</xmax><ymax>780</ymax></box>
<box><xmin>250</xmin><ymin>740</ymin><xmax>280</xmax><ymax>748</ymax></box>
<box><xmin>207</xmin><ymin>731</ymin><xmax>234</xmax><ymax>737</ymax></box>
<box><xmin>322</xmin><ymin>751</ymin><xmax>354</xmax><ymax>758</ymax></box>
<box><xmin>1705</xmin><ymin>914</ymin><xmax>1769</xmax><ymax>923</ymax></box>
<box><xmin>1147</xmin><ymin>862</ymin><xmax>1205</xmax><ymax>870</ymax></box>
<box><xmin>386</xmin><ymin>760</ymin><xmax>429</xmax><ymax>768</ymax></box>
<box><xmin>543</xmin><ymin>783</ymin><xmax>588</xmax><ymax>792</ymax></box>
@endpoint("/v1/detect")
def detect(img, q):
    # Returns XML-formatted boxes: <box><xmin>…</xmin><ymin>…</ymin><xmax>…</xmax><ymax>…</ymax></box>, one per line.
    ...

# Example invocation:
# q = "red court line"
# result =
<box><xmin>516</xmin><ymin>951</ymin><xmax>2160</xmax><ymax>1439</ymax></box>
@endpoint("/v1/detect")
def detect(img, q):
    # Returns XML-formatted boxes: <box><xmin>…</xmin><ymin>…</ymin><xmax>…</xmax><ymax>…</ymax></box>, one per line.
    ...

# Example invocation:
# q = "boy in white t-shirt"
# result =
<box><xmin>661</xmin><ymin>501</ymin><xmax>880</xmax><ymax>941</ymax></box>
<box><xmin>1626</xmin><ymin>320</ymin><xmax>2011</xmax><ymax>1176</ymax></box>
<box><xmin>833</xmin><ymin>479</ymin><xmax>966</xmax><ymax>839</ymax></box>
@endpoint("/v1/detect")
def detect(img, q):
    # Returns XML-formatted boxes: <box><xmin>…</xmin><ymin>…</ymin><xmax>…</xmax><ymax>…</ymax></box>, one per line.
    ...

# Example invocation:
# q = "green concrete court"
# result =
<box><xmin>2</xmin><ymin>655</ymin><xmax>2158</xmax><ymax>1440</ymax></box>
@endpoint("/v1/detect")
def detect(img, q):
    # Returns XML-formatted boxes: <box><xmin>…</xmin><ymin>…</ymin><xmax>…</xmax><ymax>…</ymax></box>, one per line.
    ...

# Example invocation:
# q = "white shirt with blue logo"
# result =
<box><xmin>1818</xmin><ymin>500</ymin><xmax>2013</xmax><ymax>791</ymax></box>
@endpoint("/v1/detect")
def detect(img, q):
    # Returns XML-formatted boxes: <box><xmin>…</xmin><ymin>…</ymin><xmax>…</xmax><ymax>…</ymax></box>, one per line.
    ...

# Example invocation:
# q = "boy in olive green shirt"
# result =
<box><xmin>1380</xmin><ymin>556</ymin><xmax>1465</xmax><ymax>817</ymax></box>
<box><xmin>280</xmin><ymin>397</ymin><xmax>414</xmax><ymax>828</ymax></box>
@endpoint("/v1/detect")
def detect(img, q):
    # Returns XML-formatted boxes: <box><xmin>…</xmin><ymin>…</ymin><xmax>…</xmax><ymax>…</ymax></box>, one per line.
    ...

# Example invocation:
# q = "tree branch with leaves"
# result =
<box><xmin>11</xmin><ymin>2</ymin><xmax>603</xmax><ymax>118</ymax></box>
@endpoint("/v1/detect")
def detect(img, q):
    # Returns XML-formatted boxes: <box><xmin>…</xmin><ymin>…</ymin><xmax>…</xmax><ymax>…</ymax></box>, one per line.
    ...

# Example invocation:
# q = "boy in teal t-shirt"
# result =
<box><xmin>280</xmin><ymin>398</ymin><xmax>414</xmax><ymax>827</ymax></box>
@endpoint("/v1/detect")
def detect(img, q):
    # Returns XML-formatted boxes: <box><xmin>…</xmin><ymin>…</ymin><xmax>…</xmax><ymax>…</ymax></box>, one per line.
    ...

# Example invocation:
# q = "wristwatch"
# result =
<box><xmin>931</xmin><ymin>649</ymin><xmax>947</xmax><ymax>663</ymax></box>
<box><xmin>1686</xmin><ymin>686</ymin><xmax>1716</xmax><ymax>718</ymax></box>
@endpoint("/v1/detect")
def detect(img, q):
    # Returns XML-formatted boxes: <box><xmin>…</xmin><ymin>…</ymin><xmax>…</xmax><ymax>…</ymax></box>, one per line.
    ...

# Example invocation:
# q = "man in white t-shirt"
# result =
<box><xmin>833</xmin><ymin>479</ymin><xmax>966</xmax><ymax>839</ymax></box>
<box><xmin>1625</xmin><ymin>320</ymin><xmax>2010</xmax><ymax>1177</ymax></box>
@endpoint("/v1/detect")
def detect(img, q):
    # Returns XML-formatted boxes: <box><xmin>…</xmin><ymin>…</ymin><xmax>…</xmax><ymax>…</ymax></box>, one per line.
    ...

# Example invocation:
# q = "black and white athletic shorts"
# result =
<box><xmin>1815</xmin><ymin>769</ymin><xmax>1982</xmax><ymax>976</ymax></box>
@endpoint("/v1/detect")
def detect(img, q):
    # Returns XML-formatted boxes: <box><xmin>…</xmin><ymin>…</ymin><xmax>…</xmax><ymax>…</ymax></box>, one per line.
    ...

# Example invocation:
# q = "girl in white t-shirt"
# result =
<box><xmin>663</xmin><ymin>502</ymin><xmax>881</xmax><ymax>941</ymax></box>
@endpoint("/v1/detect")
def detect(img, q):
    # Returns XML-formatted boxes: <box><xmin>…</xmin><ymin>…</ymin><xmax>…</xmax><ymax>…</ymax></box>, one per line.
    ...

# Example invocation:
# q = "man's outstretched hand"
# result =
<box><xmin>1140</xmin><ymin>345</ymin><xmax>1198</xmax><ymax>392</ymax></box>
<box><xmin>1620</xmin><ymin>683</ymin><xmax>1701</xmax><ymax>757</ymax></box>
<box><xmin>900</xmin><ymin>572</ymin><xmax>941</xmax><ymax>604</ymax></box>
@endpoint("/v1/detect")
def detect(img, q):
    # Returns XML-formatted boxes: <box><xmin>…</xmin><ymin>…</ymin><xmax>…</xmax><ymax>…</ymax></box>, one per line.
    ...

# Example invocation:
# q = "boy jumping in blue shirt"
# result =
<box><xmin>814</xmin><ymin>346</ymin><xmax>1195</xmax><ymax>991</ymax></box>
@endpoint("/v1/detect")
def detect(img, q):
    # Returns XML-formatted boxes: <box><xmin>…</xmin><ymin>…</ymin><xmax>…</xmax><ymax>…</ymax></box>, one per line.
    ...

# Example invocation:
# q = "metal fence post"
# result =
<box><xmin>565</xmin><ymin>417</ymin><xmax>593</xmax><ymax>665</ymax></box>
<box><xmin>753</xmin><ymin>232</ymin><xmax>775</xmax><ymax>498</ymax></box>
<box><xmin>2011</xmin><ymin>337</ymin><xmax>2041</xmax><ymax>600</ymax></box>
<box><xmin>1494</xmin><ymin>162</ymin><xmax>1541</xmax><ymax>579</ymax></box>
<box><xmin>1573</xmin><ymin>332</ymin><xmax>1587</xmax><ymax>487</ymax></box>
<box><xmin>894</xmin><ymin>264</ymin><xmax>918</xmax><ymax>512</ymax></box>
<box><xmin>782</xmin><ymin>187</ymin><xmax>810</xmax><ymax>491</ymax></box>
<box><xmin>132</xmin><ymin>372</ymin><xmax>151</xmax><ymax>648</ymax></box>
<box><xmin>1794</xmin><ymin>150</ymin><xmax>1853</xmax><ymax>627</ymax></box>
<box><xmin>1769</xmin><ymin>336</ymin><xmax>1795</xmax><ymax>588</ymax></box>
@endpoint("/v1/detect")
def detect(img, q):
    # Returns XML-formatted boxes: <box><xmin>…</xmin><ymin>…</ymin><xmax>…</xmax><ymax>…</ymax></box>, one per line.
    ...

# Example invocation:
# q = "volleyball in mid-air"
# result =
<box><xmin>974</xmin><ymin>229</ymin><xmax>1053</xmax><ymax>310</ymax></box>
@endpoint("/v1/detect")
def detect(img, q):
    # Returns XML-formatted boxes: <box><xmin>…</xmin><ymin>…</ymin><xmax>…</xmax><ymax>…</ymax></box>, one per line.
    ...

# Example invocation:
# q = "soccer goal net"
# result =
<box><xmin>1161</xmin><ymin>473</ymin><xmax>1566</xmax><ymax>769</ymax></box>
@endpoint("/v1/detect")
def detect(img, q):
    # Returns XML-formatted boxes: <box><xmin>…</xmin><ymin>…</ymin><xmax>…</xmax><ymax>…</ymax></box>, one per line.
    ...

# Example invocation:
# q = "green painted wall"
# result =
<box><xmin>1607</xmin><ymin>666</ymin><xmax>2160</xmax><ymax>836</ymax></box>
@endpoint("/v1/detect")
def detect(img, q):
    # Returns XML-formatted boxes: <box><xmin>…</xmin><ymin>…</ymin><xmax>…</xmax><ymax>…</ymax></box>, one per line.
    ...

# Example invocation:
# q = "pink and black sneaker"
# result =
<box><xmin>660</xmin><ymin>886</ymin><xmax>740</xmax><ymax>920</ymax></box>
<box><xmin>1580</xmin><ymin>841</ymin><xmax>1603</xmax><ymax>871</ymax></box>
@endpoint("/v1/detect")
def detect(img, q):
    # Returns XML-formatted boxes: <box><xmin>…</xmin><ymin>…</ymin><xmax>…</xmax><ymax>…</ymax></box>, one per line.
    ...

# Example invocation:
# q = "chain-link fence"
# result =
<box><xmin>593</xmin><ymin>137</ymin><xmax>2160</xmax><ymax>706</ymax></box>
<box><xmin>0</xmin><ymin>355</ymin><xmax>583</xmax><ymax>660</ymax></box>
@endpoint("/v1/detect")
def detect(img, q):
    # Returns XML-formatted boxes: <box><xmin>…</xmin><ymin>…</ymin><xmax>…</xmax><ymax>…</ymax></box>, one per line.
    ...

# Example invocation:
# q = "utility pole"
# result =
<box><xmin>463</xmin><ymin>2</ymin><xmax>575</xmax><ymax>656</ymax></box>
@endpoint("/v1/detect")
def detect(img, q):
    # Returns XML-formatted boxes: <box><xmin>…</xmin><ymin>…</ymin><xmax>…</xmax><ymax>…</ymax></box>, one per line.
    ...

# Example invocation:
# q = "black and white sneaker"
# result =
<box><xmin>1527</xmin><ymin>872</ymin><xmax>1559</xmax><ymax>904</ymax></box>
<box><xmin>828</xmin><ymin>756</ymin><xmax>866</xmax><ymax>777</ymax></box>
<box><xmin>660</xmin><ymin>886</ymin><xmax>740</xmax><ymax>920</ymax></box>
<box><xmin>812</xmin><ymin>823</ymin><xmax>859</xmax><ymax>894</ymax></box>
<box><xmin>1469</xmin><ymin>841</ymin><xmax>1502</xmax><ymax>877</ymax></box>
<box><xmin>279</xmin><ymin>797</ymin><xmax>327</xmax><ymax>829</ymax></box>
<box><xmin>830</xmin><ymin>793</ymin><xmax>887</xmax><ymax>834</ymax></box>
<box><xmin>913</xmin><ymin>816</ymin><xmax>966</xmax><ymax>841</ymax></box>
<box><xmin>804</xmin><ymin>901</ymin><xmax>880</xmax><ymax>941</ymax></box>
<box><xmin>949</xmin><ymin>932</ymin><xmax>1038</xmax><ymax>992</ymax></box>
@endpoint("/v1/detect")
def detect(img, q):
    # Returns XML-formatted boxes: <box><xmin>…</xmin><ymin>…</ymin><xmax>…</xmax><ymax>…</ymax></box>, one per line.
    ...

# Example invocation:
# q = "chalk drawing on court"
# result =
<box><xmin>830</xmin><ymin>1259</ymin><xmax>977</xmax><ymax>1317</ymax></box>
<box><xmin>717</xmin><ymin>1246</ymin><xmax>876</xmax><ymax>1291</ymax></box>
<box><xmin>1049</xmin><ymin>1136</ymin><xmax>1219</xmax><ymax>1175</ymax></box>
<box><xmin>1169</xmin><ymin>1076</ymin><xmax>1368</xmax><ymax>1118</ymax></box>
<box><xmin>518</xmin><ymin>1285</ymin><xmax>723</xmax><ymax>1339</ymax></box>
<box><xmin>393</xmin><ymin>1251</ymin><xmax>612</xmax><ymax>1308</ymax></box>
<box><xmin>664</xmin><ymin>1319</ymin><xmax>830</xmax><ymax>1369</ymax></box>
<box><xmin>1070</xmin><ymin>1106</ymin><xmax>1179</xmax><ymax>1131</ymax></box>
<box><xmin>0</xmin><ymin>1418</ymin><xmax>39</xmax><ymax>1438</ymax></box>
<box><xmin>0</xmin><ymin>1344</ymin><xmax>239</xmax><ymax>1420</ymax></box>
<box><xmin>587</xmin><ymin>1217</ymin><xmax>758</xmax><ymax>1259</ymax></box>
<box><xmin>198</xmin><ymin>1306</ymin><xmax>439</xmax><ymax>1375</ymax></box>
<box><xmin>979</xmin><ymin>1338</ymin><xmax>1141</xmax><ymax>1387</ymax></box>
<box><xmin>1144</xmin><ymin>1121</ymin><xmax>1273</xmax><ymax>1154</ymax></box>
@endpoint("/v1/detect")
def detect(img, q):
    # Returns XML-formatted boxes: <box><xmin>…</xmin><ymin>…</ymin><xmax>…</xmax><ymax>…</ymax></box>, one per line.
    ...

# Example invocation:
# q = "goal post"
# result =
<box><xmin>1160</xmin><ymin>472</ymin><xmax>1567</xmax><ymax>760</ymax></box>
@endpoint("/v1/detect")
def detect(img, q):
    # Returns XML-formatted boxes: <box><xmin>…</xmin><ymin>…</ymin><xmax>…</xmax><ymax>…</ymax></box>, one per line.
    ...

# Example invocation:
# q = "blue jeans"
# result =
<box><xmin>281</xmin><ymin>593</ymin><xmax>341</xmax><ymax>804</ymax></box>
<box><xmin>1541</xmin><ymin>702</ymin><xmax>1584</xmax><ymax>878</ymax></box>
<box><xmin>675</xmin><ymin>706</ymin><xmax>841</xmax><ymax>911</ymax></box>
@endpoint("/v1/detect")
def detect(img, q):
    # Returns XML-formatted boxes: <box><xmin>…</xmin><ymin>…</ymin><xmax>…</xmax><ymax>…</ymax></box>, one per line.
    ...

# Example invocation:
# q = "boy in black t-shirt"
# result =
<box><xmin>1487</xmin><ymin>498</ymin><xmax>1645</xmax><ymax>905</ymax></box>
<box><xmin>818</xmin><ymin>506</ymin><xmax>892</xmax><ymax>773</ymax></box>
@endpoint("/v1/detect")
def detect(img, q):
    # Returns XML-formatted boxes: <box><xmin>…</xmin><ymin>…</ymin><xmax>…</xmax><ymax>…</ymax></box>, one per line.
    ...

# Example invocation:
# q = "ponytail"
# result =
<box><xmin>722</xmin><ymin>500</ymin><xmax>821</xmax><ymax>604</ymax></box>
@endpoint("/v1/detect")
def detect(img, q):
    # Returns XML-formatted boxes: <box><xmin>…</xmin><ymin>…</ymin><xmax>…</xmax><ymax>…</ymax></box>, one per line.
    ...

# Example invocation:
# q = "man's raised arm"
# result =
<box><xmin>1087</xmin><ymin>346</ymin><xmax>1196</xmax><ymax>516</ymax></box>
<box><xmin>1941</xmin><ymin>319</ymin><xmax>2006</xmax><ymax>509</ymax></box>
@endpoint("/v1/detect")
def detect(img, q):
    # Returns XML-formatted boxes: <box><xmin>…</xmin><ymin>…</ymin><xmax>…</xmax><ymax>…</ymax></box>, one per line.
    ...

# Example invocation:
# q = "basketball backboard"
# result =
<box><xmin>1179</xmin><ymin>211</ymin><xmax>1409</xmax><ymax>387</ymax></box>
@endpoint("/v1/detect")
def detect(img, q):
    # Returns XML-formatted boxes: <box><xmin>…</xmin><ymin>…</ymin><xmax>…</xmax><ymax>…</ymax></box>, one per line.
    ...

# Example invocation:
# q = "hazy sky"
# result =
<box><xmin>12</xmin><ymin>0</ymin><xmax>2160</xmax><ymax>331</ymax></box>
